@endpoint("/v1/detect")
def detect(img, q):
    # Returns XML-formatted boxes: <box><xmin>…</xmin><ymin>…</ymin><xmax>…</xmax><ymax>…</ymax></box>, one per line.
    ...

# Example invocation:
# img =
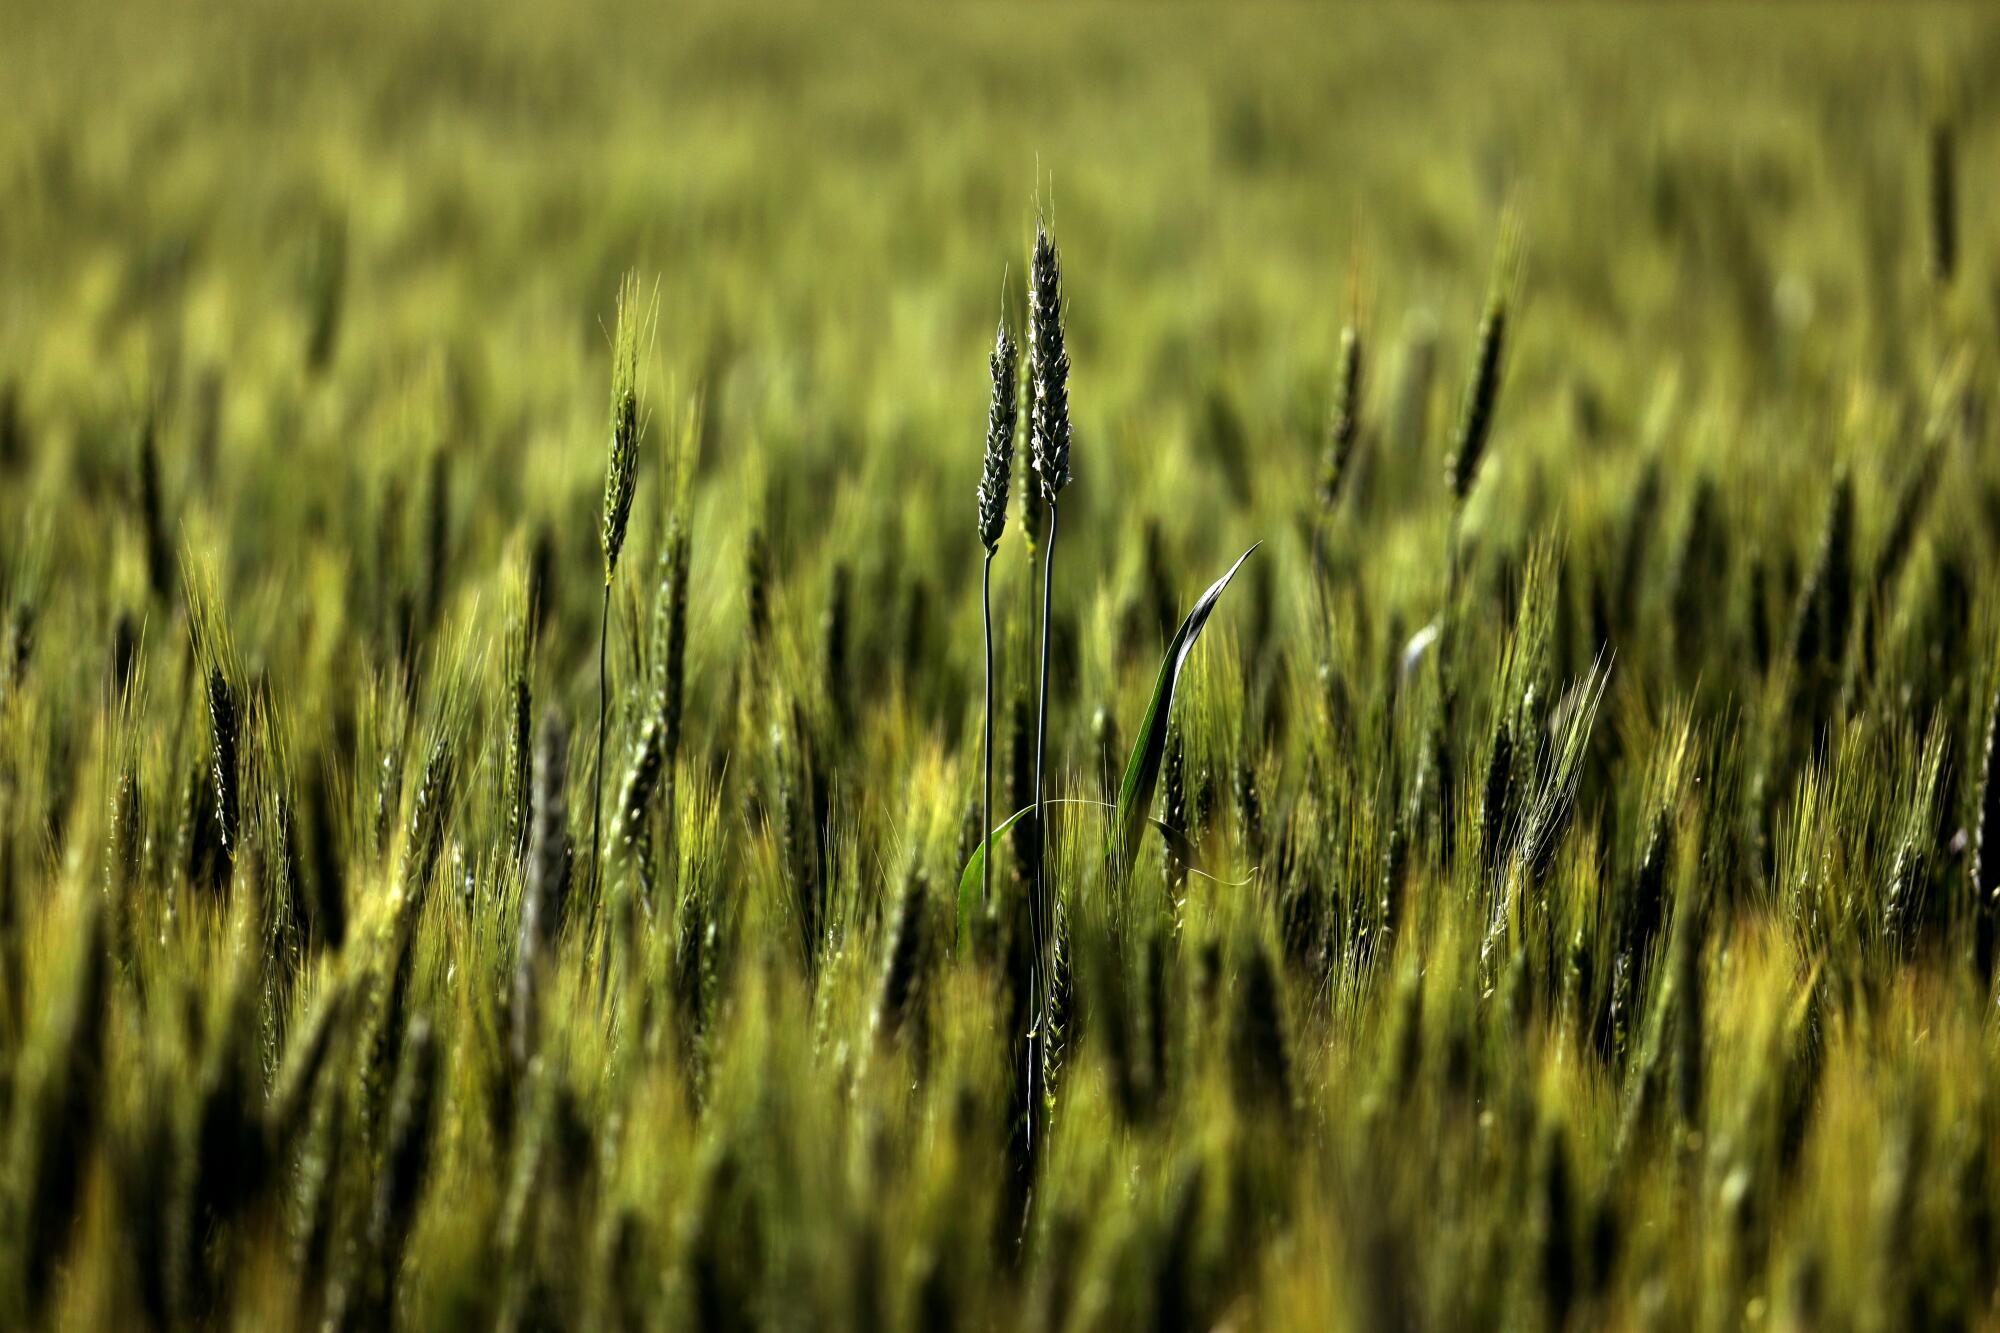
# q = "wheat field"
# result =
<box><xmin>2</xmin><ymin>2</ymin><xmax>1999</xmax><ymax>1329</ymax></box>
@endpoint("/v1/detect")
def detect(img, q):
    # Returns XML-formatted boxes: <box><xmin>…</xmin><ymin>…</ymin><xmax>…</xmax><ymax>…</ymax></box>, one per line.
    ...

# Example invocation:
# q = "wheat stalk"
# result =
<box><xmin>591</xmin><ymin>273</ymin><xmax>654</xmax><ymax>1002</ymax></box>
<box><xmin>977</xmin><ymin>306</ymin><xmax>1019</xmax><ymax>912</ymax></box>
<box><xmin>1025</xmin><ymin>217</ymin><xmax>1072</xmax><ymax>1168</ymax></box>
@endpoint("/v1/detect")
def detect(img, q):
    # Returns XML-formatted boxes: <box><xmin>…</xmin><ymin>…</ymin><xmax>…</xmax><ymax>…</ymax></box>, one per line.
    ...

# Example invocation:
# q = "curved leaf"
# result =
<box><xmin>956</xmin><ymin>804</ymin><xmax>1035</xmax><ymax>949</ymax></box>
<box><xmin>1111</xmin><ymin>543</ymin><xmax>1260</xmax><ymax>878</ymax></box>
<box><xmin>1150</xmin><ymin>818</ymin><xmax>1257</xmax><ymax>888</ymax></box>
<box><xmin>1149</xmin><ymin>817</ymin><xmax>1206</xmax><ymax>879</ymax></box>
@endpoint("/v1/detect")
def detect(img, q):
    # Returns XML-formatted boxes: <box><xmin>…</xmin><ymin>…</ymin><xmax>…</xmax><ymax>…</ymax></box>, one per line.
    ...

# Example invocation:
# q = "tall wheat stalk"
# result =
<box><xmin>977</xmin><ymin>306</ymin><xmax>1019</xmax><ymax>912</ymax></box>
<box><xmin>1026</xmin><ymin>221</ymin><xmax>1072</xmax><ymax>1166</ymax></box>
<box><xmin>591</xmin><ymin>273</ymin><xmax>651</xmax><ymax>989</ymax></box>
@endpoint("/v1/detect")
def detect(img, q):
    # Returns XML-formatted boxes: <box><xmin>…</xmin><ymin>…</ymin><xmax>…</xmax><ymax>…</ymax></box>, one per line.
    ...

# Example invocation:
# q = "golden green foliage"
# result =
<box><xmin>0</xmin><ymin>1</ymin><xmax>1998</xmax><ymax>1329</ymax></box>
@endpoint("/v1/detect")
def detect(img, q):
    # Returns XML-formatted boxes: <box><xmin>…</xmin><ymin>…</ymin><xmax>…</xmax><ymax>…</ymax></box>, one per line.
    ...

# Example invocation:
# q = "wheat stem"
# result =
<box><xmin>982</xmin><ymin>550</ymin><xmax>996</xmax><ymax>910</ymax></box>
<box><xmin>592</xmin><ymin>579</ymin><xmax>612</xmax><ymax>1003</ymax></box>
<box><xmin>1029</xmin><ymin>497</ymin><xmax>1060</xmax><ymax>1155</ymax></box>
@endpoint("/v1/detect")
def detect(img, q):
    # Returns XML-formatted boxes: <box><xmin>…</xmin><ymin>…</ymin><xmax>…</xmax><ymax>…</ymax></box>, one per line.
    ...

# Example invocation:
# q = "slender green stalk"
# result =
<box><xmin>1029</xmin><ymin>498</ymin><xmax>1059</xmax><ymax>1151</ymax></box>
<box><xmin>977</xmin><ymin>309</ymin><xmax>1017</xmax><ymax>908</ymax></box>
<box><xmin>1024</xmin><ymin>219</ymin><xmax>1071</xmax><ymax>1165</ymax></box>
<box><xmin>981</xmin><ymin>552</ymin><xmax>996</xmax><ymax>910</ymax></box>
<box><xmin>591</xmin><ymin>580</ymin><xmax>612</xmax><ymax>991</ymax></box>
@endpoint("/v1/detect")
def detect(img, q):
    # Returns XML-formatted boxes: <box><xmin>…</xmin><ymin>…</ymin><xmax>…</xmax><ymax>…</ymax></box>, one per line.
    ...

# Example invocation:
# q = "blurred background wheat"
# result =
<box><xmin>2</xmin><ymin>2</ymin><xmax>1999</xmax><ymax>1329</ymax></box>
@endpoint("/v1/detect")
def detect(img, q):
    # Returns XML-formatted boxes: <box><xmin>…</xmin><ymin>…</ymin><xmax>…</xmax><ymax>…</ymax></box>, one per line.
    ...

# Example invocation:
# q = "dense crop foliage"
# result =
<box><xmin>4</xmin><ymin>1</ymin><xmax>2000</xmax><ymax>1327</ymax></box>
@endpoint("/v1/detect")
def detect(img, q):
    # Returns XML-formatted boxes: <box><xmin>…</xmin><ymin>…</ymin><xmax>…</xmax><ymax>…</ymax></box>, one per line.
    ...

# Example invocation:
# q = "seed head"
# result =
<box><xmin>1446</xmin><ymin>297</ymin><xmax>1506</xmax><ymax>503</ymax></box>
<box><xmin>744</xmin><ymin>526</ymin><xmax>772</xmax><ymax>653</ymax></box>
<box><xmin>1027</xmin><ymin>225</ymin><xmax>1072</xmax><ymax>502</ymax></box>
<box><xmin>602</xmin><ymin>274</ymin><xmax>650</xmax><ymax>585</ymax></box>
<box><xmin>873</xmin><ymin>870</ymin><xmax>930</xmax><ymax>1045</ymax></box>
<box><xmin>1930</xmin><ymin>118</ymin><xmax>1957</xmax><ymax>286</ymax></box>
<box><xmin>1319</xmin><ymin>324</ymin><xmax>1364</xmax><ymax>509</ymax></box>
<box><xmin>502</xmin><ymin>560</ymin><xmax>535</xmax><ymax>863</ymax></box>
<box><xmin>977</xmin><ymin>315</ymin><xmax>1019</xmax><ymax>552</ymax></box>
<box><xmin>616</xmin><ymin>705</ymin><xmax>668</xmax><ymax>856</ymax></box>
<box><xmin>207</xmin><ymin>667</ymin><xmax>240</xmax><ymax>869</ymax></box>
<box><xmin>1162</xmin><ymin>714</ymin><xmax>1188</xmax><ymax>896</ymax></box>
<box><xmin>305</xmin><ymin>211</ymin><xmax>346</xmax><ymax>375</ymax></box>
<box><xmin>404</xmin><ymin>735</ymin><xmax>456</xmax><ymax>902</ymax></box>
<box><xmin>515</xmin><ymin>710</ymin><xmax>571</xmax><ymax>1070</ymax></box>
<box><xmin>136</xmin><ymin>412</ymin><xmax>172</xmax><ymax>603</ymax></box>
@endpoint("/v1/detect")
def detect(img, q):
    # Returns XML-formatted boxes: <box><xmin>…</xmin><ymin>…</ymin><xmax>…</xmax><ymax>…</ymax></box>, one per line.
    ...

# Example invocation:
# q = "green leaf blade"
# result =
<box><xmin>955</xmin><ymin>804</ymin><xmax>1036</xmax><ymax>950</ymax></box>
<box><xmin>1110</xmin><ymin>543</ymin><xmax>1260</xmax><ymax>879</ymax></box>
